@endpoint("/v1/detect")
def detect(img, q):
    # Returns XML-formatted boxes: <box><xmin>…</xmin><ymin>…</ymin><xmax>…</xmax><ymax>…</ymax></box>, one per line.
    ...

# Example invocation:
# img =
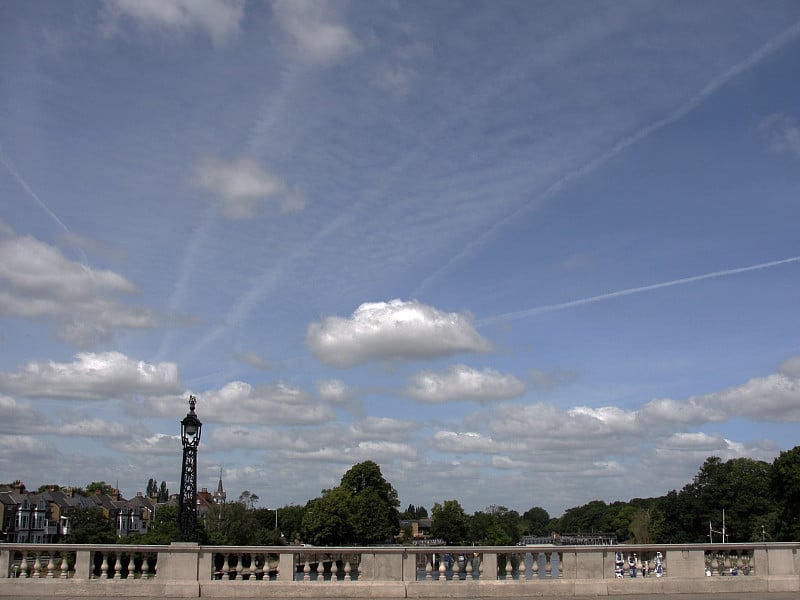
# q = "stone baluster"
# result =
<box><xmin>303</xmin><ymin>559</ymin><xmax>311</xmax><ymax>581</ymax></box>
<box><xmin>222</xmin><ymin>553</ymin><xmax>231</xmax><ymax>580</ymax></box>
<box><xmin>331</xmin><ymin>557</ymin><xmax>339</xmax><ymax>582</ymax></box>
<box><xmin>425</xmin><ymin>555</ymin><xmax>433</xmax><ymax>580</ymax></box>
<box><xmin>252</xmin><ymin>553</ymin><xmax>263</xmax><ymax>581</ymax></box>
<box><xmin>465</xmin><ymin>556</ymin><xmax>473</xmax><ymax>580</ymax></box>
<box><xmin>60</xmin><ymin>555</ymin><xmax>70</xmax><ymax>579</ymax></box>
<box><xmin>344</xmin><ymin>559</ymin><xmax>353</xmax><ymax>581</ymax></box>
<box><xmin>531</xmin><ymin>552</ymin><xmax>539</xmax><ymax>579</ymax></box>
<box><xmin>113</xmin><ymin>554</ymin><xmax>122</xmax><ymax>579</ymax></box>
<box><xmin>234</xmin><ymin>553</ymin><xmax>244</xmax><ymax>580</ymax></box>
<box><xmin>544</xmin><ymin>552</ymin><xmax>552</xmax><ymax>578</ymax></box>
<box><xmin>100</xmin><ymin>554</ymin><xmax>109</xmax><ymax>579</ymax></box>
<box><xmin>44</xmin><ymin>553</ymin><xmax>55</xmax><ymax>578</ymax></box>
<box><xmin>19</xmin><ymin>554</ymin><xmax>29</xmax><ymax>578</ymax></box>
<box><xmin>518</xmin><ymin>553</ymin><xmax>526</xmax><ymax>581</ymax></box>
<box><xmin>439</xmin><ymin>556</ymin><xmax>446</xmax><ymax>581</ymax></box>
<box><xmin>452</xmin><ymin>557</ymin><xmax>460</xmax><ymax>581</ymax></box>
<box><xmin>316</xmin><ymin>558</ymin><xmax>325</xmax><ymax>582</ymax></box>
<box><xmin>31</xmin><ymin>553</ymin><xmax>41</xmax><ymax>578</ymax></box>
<box><xmin>141</xmin><ymin>554</ymin><xmax>150</xmax><ymax>579</ymax></box>
<box><xmin>504</xmin><ymin>554</ymin><xmax>512</xmax><ymax>579</ymax></box>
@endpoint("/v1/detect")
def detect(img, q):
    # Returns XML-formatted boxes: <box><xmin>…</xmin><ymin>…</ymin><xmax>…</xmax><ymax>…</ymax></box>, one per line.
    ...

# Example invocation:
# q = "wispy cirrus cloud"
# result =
<box><xmin>101</xmin><ymin>0</ymin><xmax>245</xmax><ymax>47</ymax></box>
<box><xmin>759</xmin><ymin>113</ymin><xmax>800</xmax><ymax>158</ymax></box>
<box><xmin>194</xmin><ymin>157</ymin><xmax>305</xmax><ymax>219</ymax></box>
<box><xmin>271</xmin><ymin>0</ymin><xmax>360</xmax><ymax>64</ymax></box>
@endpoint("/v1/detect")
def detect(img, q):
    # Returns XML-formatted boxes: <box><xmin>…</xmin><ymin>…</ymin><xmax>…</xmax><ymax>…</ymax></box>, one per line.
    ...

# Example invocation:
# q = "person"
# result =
<box><xmin>628</xmin><ymin>554</ymin><xmax>636</xmax><ymax>578</ymax></box>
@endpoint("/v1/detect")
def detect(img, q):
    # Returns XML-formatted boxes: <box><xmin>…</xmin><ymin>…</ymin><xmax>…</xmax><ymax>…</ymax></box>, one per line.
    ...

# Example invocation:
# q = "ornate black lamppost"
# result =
<box><xmin>178</xmin><ymin>394</ymin><xmax>202</xmax><ymax>541</ymax></box>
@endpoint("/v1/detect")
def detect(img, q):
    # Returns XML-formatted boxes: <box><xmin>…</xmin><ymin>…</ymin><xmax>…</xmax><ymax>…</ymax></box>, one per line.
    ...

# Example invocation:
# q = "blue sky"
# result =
<box><xmin>1</xmin><ymin>0</ymin><xmax>800</xmax><ymax>519</ymax></box>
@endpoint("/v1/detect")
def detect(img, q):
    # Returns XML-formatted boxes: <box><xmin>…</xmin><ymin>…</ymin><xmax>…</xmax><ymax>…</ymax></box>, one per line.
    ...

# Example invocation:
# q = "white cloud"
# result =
<box><xmin>758</xmin><ymin>113</ymin><xmax>800</xmax><ymax>158</ymax></box>
<box><xmin>307</xmin><ymin>299</ymin><xmax>492</xmax><ymax>367</ymax></box>
<box><xmin>271</xmin><ymin>0</ymin><xmax>360</xmax><ymax>64</ymax></box>
<box><xmin>114</xmin><ymin>433</ymin><xmax>180</xmax><ymax>454</ymax></box>
<box><xmin>406</xmin><ymin>364</ymin><xmax>525</xmax><ymax>403</ymax></box>
<box><xmin>316</xmin><ymin>379</ymin><xmax>351</xmax><ymax>402</ymax></box>
<box><xmin>0</xmin><ymin>352</ymin><xmax>181</xmax><ymax>400</ymax></box>
<box><xmin>640</xmin><ymin>367</ymin><xmax>800</xmax><ymax>425</ymax></box>
<box><xmin>430</xmin><ymin>431</ymin><xmax>511</xmax><ymax>454</ymax></box>
<box><xmin>0</xmin><ymin>395</ymin><xmax>48</xmax><ymax>433</ymax></box>
<box><xmin>0</xmin><ymin>234</ymin><xmax>158</xmax><ymax>346</ymax></box>
<box><xmin>349</xmin><ymin>416</ymin><xmax>415</xmax><ymax>442</ymax></box>
<box><xmin>52</xmin><ymin>418</ymin><xmax>129</xmax><ymax>438</ymax></box>
<box><xmin>149</xmin><ymin>381</ymin><xmax>334</xmax><ymax>425</ymax></box>
<box><xmin>778</xmin><ymin>356</ymin><xmax>800</xmax><ymax>378</ymax></box>
<box><xmin>101</xmin><ymin>0</ymin><xmax>245</xmax><ymax>47</ymax></box>
<box><xmin>283</xmin><ymin>440</ymin><xmax>418</xmax><ymax>463</ymax></box>
<box><xmin>194</xmin><ymin>158</ymin><xmax>306</xmax><ymax>219</ymax></box>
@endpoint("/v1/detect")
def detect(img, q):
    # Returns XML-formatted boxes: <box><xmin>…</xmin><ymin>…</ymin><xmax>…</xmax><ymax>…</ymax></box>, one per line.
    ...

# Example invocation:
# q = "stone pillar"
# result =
<box><xmin>72</xmin><ymin>550</ymin><xmax>92</xmax><ymax>580</ymax></box>
<box><xmin>277</xmin><ymin>552</ymin><xmax>295</xmax><ymax>581</ymax></box>
<box><xmin>482</xmin><ymin>551</ymin><xmax>498</xmax><ymax>580</ymax></box>
<box><xmin>666</xmin><ymin>549</ymin><xmax>706</xmax><ymax>578</ymax></box>
<box><xmin>0</xmin><ymin>548</ymin><xmax>9</xmax><ymax>578</ymax></box>
<box><xmin>402</xmin><ymin>551</ymin><xmax>416</xmax><ymax>581</ymax></box>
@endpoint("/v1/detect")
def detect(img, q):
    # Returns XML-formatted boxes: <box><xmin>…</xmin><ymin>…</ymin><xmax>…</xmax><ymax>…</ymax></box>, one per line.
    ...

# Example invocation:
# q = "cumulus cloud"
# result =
<box><xmin>272</xmin><ymin>0</ymin><xmax>360</xmax><ymax>64</ymax></box>
<box><xmin>149</xmin><ymin>381</ymin><xmax>334</xmax><ymax>425</ymax></box>
<box><xmin>758</xmin><ymin>113</ymin><xmax>800</xmax><ymax>158</ymax></box>
<box><xmin>349</xmin><ymin>416</ymin><xmax>415</xmax><ymax>442</ymax></box>
<box><xmin>406</xmin><ymin>364</ymin><xmax>525</xmax><ymax>403</ymax></box>
<box><xmin>307</xmin><ymin>299</ymin><xmax>492</xmax><ymax>367</ymax></box>
<box><xmin>194</xmin><ymin>158</ymin><xmax>305</xmax><ymax>219</ymax></box>
<box><xmin>431</xmin><ymin>431</ymin><xmax>512</xmax><ymax>454</ymax></box>
<box><xmin>316</xmin><ymin>379</ymin><xmax>351</xmax><ymax>402</ymax></box>
<box><xmin>101</xmin><ymin>0</ymin><xmax>245</xmax><ymax>47</ymax></box>
<box><xmin>0</xmin><ymin>234</ymin><xmax>158</xmax><ymax>346</ymax></box>
<box><xmin>640</xmin><ymin>368</ymin><xmax>800</xmax><ymax>425</ymax></box>
<box><xmin>283</xmin><ymin>440</ymin><xmax>418</xmax><ymax>463</ymax></box>
<box><xmin>0</xmin><ymin>395</ymin><xmax>48</xmax><ymax>433</ymax></box>
<box><xmin>0</xmin><ymin>352</ymin><xmax>181</xmax><ymax>400</ymax></box>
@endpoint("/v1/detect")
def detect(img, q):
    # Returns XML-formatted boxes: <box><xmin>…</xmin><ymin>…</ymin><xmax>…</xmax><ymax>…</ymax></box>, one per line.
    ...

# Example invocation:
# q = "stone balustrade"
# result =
<box><xmin>1</xmin><ymin>542</ymin><xmax>798</xmax><ymax>598</ymax></box>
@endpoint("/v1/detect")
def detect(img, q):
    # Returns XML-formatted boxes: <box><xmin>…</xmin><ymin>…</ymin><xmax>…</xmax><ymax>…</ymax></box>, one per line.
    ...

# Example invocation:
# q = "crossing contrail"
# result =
<box><xmin>478</xmin><ymin>256</ymin><xmax>800</xmax><ymax>327</ymax></box>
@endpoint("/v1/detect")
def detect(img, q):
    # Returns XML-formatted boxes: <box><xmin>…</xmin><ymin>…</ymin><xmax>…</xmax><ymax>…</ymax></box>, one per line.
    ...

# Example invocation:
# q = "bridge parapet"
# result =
<box><xmin>1</xmin><ymin>542</ymin><xmax>798</xmax><ymax>597</ymax></box>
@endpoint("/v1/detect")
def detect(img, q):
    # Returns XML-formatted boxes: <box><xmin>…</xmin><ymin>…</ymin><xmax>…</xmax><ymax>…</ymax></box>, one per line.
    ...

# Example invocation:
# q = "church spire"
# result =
<box><xmin>214</xmin><ymin>468</ymin><xmax>226</xmax><ymax>504</ymax></box>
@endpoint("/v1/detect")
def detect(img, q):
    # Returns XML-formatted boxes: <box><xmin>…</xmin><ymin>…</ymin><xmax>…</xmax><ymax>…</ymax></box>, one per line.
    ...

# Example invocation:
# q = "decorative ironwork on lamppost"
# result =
<box><xmin>178</xmin><ymin>394</ymin><xmax>202</xmax><ymax>542</ymax></box>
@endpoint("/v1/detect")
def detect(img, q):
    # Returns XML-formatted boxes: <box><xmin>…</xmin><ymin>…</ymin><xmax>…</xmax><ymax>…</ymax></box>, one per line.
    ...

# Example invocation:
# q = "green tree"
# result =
<box><xmin>430</xmin><ymin>499</ymin><xmax>468</xmax><ymax>545</ymax></box>
<box><xmin>158</xmin><ymin>481</ymin><xmax>169</xmax><ymax>502</ymax></box>
<box><xmin>522</xmin><ymin>506</ymin><xmax>550</xmax><ymax>536</ymax></box>
<box><xmin>770</xmin><ymin>446</ymin><xmax>800</xmax><ymax>541</ymax></box>
<box><xmin>64</xmin><ymin>507</ymin><xmax>116</xmax><ymax>544</ymax></box>
<box><xmin>238</xmin><ymin>490</ymin><xmax>260</xmax><ymax>509</ymax></box>
<box><xmin>85</xmin><ymin>481</ymin><xmax>115</xmax><ymax>496</ymax></box>
<box><xmin>301</xmin><ymin>487</ymin><xmax>353</xmax><ymax>546</ymax></box>
<box><xmin>274</xmin><ymin>504</ymin><xmax>306</xmax><ymax>544</ymax></box>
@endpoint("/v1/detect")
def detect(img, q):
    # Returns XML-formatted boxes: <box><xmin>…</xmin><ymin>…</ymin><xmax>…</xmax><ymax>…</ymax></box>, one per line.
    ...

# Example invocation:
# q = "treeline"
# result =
<box><xmin>64</xmin><ymin>446</ymin><xmax>800</xmax><ymax>545</ymax></box>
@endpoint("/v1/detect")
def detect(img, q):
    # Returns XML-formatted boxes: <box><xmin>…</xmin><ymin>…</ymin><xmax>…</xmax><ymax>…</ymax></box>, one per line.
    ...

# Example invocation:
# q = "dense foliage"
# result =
<box><xmin>35</xmin><ymin>449</ymin><xmax>800</xmax><ymax>546</ymax></box>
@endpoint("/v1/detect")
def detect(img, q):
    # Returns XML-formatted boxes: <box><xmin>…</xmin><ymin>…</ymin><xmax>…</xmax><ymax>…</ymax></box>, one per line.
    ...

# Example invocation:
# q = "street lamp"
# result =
<box><xmin>178</xmin><ymin>395</ymin><xmax>202</xmax><ymax>542</ymax></box>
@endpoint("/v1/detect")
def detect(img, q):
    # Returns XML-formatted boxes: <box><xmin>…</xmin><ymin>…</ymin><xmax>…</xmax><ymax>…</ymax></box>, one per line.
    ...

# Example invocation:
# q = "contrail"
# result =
<box><xmin>0</xmin><ymin>146</ymin><xmax>89</xmax><ymax>267</ymax></box>
<box><xmin>478</xmin><ymin>256</ymin><xmax>800</xmax><ymax>327</ymax></box>
<box><xmin>416</xmin><ymin>20</ymin><xmax>800</xmax><ymax>296</ymax></box>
